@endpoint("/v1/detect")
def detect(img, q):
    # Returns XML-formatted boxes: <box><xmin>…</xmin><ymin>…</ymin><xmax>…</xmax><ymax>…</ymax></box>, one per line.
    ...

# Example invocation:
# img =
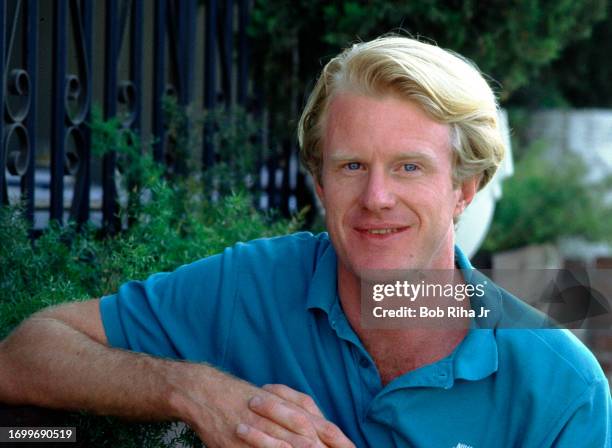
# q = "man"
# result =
<box><xmin>1</xmin><ymin>36</ymin><xmax>610</xmax><ymax>447</ymax></box>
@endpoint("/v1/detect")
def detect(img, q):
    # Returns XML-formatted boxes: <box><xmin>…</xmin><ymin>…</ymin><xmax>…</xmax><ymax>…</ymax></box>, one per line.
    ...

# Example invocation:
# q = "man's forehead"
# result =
<box><xmin>322</xmin><ymin>92</ymin><xmax>452</xmax><ymax>158</ymax></box>
<box><xmin>325</xmin><ymin>92</ymin><xmax>449</xmax><ymax>130</ymax></box>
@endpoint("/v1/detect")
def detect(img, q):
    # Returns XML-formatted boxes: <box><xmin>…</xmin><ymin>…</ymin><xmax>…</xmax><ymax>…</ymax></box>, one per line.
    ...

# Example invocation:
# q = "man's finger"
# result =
<box><xmin>236</xmin><ymin>423</ymin><xmax>292</xmax><ymax>448</ymax></box>
<box><xmin>262</xmin><ymin>383</ymin><xmax>324</xmax><ymax>417</ymax></box>
<box><xmin>249</xmin><ymin>395</ymin><xmax>318</xmax><ymax>438</ymax></box>
<box><xmin>314</xmin><ymin>419</ymin><xmax>356</xmax><ymax>448</ymax></box>
<box><xmin>260</xmin><ymin>385</ymin><xmax>355</xmax><ymax>447</ymax></box>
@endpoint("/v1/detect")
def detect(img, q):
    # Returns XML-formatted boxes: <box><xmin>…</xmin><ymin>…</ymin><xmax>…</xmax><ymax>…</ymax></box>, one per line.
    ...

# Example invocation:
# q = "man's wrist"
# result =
<box><xmin>162</xmin><ymin>360</ymin><xmax>202</xmax><ymax>424</ymax></box>
<box><xmin>162</xmin><ymin>360</ymin><xmax>235</xmax><ymax>429</ymax></box>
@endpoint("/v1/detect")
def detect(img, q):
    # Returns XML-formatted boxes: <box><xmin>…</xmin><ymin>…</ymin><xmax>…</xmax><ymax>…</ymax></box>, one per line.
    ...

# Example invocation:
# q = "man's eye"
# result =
<box><xmin>346</xmin><ymin>162</ymin><xmax>362</xmax><ymax>171</ymax></box>
<box><xmin>403</xmin><ymin>163</ymin><xmax>418</xmax><ymax>172</ymax></box>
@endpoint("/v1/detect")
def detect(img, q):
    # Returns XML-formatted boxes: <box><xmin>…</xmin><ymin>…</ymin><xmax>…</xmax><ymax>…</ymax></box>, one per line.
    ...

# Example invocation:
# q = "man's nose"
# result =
<box><xmin>360</xmin><ymin>169</ymin><xmax>396</xmax><ymax>211</ymax></box>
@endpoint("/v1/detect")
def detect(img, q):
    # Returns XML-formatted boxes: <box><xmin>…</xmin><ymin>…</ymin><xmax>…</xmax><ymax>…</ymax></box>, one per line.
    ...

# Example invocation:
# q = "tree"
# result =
<box><xmin>249</xmin><ymin>0</ymin><xmax>606</xmax><ymax>139</ymax></box>
<box><xmin>509</xmin><ymin>0</ymin><xmax>612</xmax><ymax>107</ymax></box>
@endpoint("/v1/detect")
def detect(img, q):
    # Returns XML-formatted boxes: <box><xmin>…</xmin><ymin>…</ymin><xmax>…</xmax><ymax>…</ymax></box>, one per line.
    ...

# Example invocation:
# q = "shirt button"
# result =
<box><xmin>359</xmin><ymin>357</ymin><xmax>370</xmax><ymax>368</ymax></box>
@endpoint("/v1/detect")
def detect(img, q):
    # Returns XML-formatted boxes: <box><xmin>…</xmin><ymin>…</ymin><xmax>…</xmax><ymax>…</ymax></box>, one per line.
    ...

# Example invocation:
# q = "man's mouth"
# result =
<box><xmin>366</xmin><ymin>228</ymin><xmax>402</xmax><ymax>235</ymax></box>
<box><xmin>355</xmin><ymin>226</ymin><xmax>410</xmax><ymax>236</ymax></box>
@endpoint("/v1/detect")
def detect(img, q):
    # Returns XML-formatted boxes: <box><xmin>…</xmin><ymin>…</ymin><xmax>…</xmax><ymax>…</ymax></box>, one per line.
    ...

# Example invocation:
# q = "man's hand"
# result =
<box><xmin>234</xmin><ymin>383</ymin><xmax>355</xmax><ymax>448</ymax></box>
<box><xmin>172</xmin><ymin>368</ymin><xmax>313</xmax><ymax>447</ymax></box>
<box><xmin>178</xmin><ymin>370</ymin><xmax>354</xmax><ymax>448</ymax></box>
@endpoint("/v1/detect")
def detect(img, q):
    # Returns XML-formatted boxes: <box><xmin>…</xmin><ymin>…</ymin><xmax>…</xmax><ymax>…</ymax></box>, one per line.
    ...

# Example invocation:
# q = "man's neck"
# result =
<box><xmin>336</xmin><ymin>254</ymin><xmax>469</xmax><ymax>386</ymax></box>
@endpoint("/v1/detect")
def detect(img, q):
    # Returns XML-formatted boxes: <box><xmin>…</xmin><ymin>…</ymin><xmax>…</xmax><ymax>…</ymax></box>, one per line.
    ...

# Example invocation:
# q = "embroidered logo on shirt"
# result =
<box><xmin>452</xmin><ymin>443</ymin><xmax>473</xmax><ymax>448</ymax></box>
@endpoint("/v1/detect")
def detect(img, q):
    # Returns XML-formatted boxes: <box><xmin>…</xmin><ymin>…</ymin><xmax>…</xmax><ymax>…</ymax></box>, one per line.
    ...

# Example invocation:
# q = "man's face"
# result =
<box><xmin>316</xmin><ymin>92</ymin><xmax>476</xmax><ymax>278</ymax></box>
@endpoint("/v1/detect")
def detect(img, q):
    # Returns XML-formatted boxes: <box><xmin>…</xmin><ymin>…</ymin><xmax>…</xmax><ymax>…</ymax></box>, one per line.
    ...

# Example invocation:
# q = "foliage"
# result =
<box><xmin>202</xmin><ymin>106</ymin><xmax>268</xmax><ymax>196</ymax></box>
<box><xmin>89</xmin><ymin>105</ymin><xmax>163</xmax><ymax>222</ymax></box>
<box><xmin>483</xmin><ymin>142</ymin><xmax>612</xmax><ymax>252</ymax></box>
<box><xmin>162</xmin><ymin>96</ymin><xmax>204</xmax><ymax>175</ymax></box>
<box><xmin>510</xmin><ymin>0</ymin><xmax>612</xmax><ymax>107</ymax></box>
<box><xmin>0</xmin><ymin>105</ymin><xmax>302</xmax><ymax>446</ymax></box>
<box><xmin>248</xmin><ymin>0</ymin><xmax>606</xmax><ymax>139</ymax></box>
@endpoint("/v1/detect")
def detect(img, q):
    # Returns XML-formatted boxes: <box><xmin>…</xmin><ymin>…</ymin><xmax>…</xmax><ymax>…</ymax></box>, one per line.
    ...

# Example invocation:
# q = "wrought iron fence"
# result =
<box><xmin>1</xmin><ymin>0</ymin><xmax>306</xmax><ymax>232</ymax></box>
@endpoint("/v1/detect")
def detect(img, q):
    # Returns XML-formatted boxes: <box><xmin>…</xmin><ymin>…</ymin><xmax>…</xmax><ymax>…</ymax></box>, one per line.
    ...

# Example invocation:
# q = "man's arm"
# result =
<box><xmin>0</xmin><ymin>300</ymin><xmax>354</xmax><ymax>447</ymax></box>
<box><xmin>0</xmin><ymin>299</ymin><xmax>183</xmax><ymax>419</ymax></box>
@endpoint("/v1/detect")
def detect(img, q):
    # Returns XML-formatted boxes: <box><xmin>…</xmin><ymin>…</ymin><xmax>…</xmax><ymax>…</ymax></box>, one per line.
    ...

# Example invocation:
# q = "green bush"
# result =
<box><xmin>0</xmin><ymin>105</ymin><xmax>302</xmax><ymax>446</ymax></box>
<box><xmin>483</xmin><ymin>142</ymin><xmax>612</xmax><ymax>252</ymax></box>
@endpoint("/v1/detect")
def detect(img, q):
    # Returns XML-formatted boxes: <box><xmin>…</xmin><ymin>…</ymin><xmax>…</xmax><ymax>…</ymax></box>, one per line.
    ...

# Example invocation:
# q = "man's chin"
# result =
<box><xmin>352</xmin><ymin>258</ymin><xmax>422</xmax><ymax>282</ymax></box>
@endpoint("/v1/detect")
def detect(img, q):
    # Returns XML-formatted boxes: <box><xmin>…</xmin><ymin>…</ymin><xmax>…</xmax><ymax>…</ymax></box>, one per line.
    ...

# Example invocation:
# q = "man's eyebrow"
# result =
<box><xmin>327</xmin><ymin>150</ymin><xmax>437</xmax><ymax>162</ymax></box>
<box><xmin>328</xmin><ymin>152</ymin><xmax>362</xmax><ymax>162</ymax></box>
<box><xmin>391</xmin><ymin>151</ymin><xmax>437</xmax><ymax>162</ymax></box>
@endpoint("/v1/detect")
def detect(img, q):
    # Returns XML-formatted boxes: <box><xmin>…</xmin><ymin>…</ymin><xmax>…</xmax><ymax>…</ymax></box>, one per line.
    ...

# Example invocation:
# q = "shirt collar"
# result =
<box><xmin>453</xmin><ymin>245</ymin><xmax>499</xmax><ymax>381</ymax></box>
<box><xmin>305</xmin><ymin>234</ymin><xmax>338</xmax><ymax>314</ymax></box>
<box><xmin>306</xmin><ymin>237</ymin><xmax>500</xmax><ymax>385</ymax></box>
<box><xmin>305</xmin><ymin>234</ymin><xmax>374</xmax><ymax>349</ymax></box>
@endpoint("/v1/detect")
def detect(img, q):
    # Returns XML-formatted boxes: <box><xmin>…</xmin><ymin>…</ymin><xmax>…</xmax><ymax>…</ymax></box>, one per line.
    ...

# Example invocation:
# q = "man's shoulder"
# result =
<box><xmin>218</xmin><ymin>232</ymin><xmax>335</xmax><ymax>290</ymax></box>
<box><xmin>164</xmin><ymin>232</ymin><xmax>333</xmax><ymax>293</ymax></box>
<box><xmin>232</xmin><ymin>232</ymin><xmax>331</xmax><ymax>265</ymax></box>
<box><xmin>496</xmin><ymin>327</ymin><xmax>606</xmax><ymax>387</ymax></box>
<box><xmin>481</xmin><ymin>276</ymin><xmax>607</xmax><ymax>387</ymax></box>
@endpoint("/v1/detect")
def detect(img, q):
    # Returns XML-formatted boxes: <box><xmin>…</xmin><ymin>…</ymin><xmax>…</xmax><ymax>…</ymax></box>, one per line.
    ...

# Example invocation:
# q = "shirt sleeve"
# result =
<box><xmin>546</xmin><ymin>378</ymin><xmax>611</xmax><ymax>448</ymax></box>
<box><xmin>99</xmin><ymin>246</ymin><xmax>238</xmax><ymax>366</ymax></box>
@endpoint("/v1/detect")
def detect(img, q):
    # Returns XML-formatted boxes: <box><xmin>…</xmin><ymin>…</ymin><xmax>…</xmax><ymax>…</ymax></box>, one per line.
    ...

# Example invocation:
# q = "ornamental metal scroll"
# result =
<box><xmin>2</xmin><ymin>0</ymin><xmax>34</xmax><ymax>208</ymax></box>
<box><xmin>99</xmin><ymin>0</ymin><xmax>143</xmax><ymax>232</ymax></box>
<box><xmin>65</xmin><ymin>0</ymin><xmax>91</xmax><ymax>223</ymax></box>
<box><xmin>115</xmin><ymin>0</ymin><xmax>141</xmax><ymax>131</ymax></box>
<box><xmin>49</xmin><ymin>0</ymin><xmax>91</xmax><ymax>224</ymax></box>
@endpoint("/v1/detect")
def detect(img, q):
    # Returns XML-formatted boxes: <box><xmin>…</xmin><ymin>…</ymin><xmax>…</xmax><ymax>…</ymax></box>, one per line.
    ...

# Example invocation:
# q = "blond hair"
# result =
<box><xmin>297</xmin><ymin>36</ymin><xmax>505</xmax><ymax>190</ymax></box>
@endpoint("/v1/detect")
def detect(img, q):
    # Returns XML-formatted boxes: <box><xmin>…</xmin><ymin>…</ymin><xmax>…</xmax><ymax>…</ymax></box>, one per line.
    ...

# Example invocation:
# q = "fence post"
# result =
<box><xmin>130</xmin><ymin>0</ymin><xmax>143</xmax><ymax>134</ymax></box>
<box><xmin>69</xmin><ymin>0</ymin><xmax>93</xmax><ymax>226</ymax></box>
<box><xmin>50</xmin><ymin>0</ymin><xmax>67</xmax><ymax>223</ymax></box>
<box><xmin>0</xmin><ymin>1</ymin><xmax>5</xmax><ymax>206</ymax></box>
<box><xmin>152</xmin><ymin>0</ymin><xmax>166</xmax><ymax>164</ymax></box>
<box><xmin>103</xmin><ymin>0</ymin><xmax>119</xmax><ymax>232</ymax></box>
<box><xmin>237</xmin><ymin>0</ymin><xmax>249</xmax><ymax>107</ymax></box>
<box><xmin>203</xmin><ymin>0</ymin><xmax>218</xmax><ymax>172</ymax></box>
<box><xmin>21</xmin><ymin>0</ymin><xmax>38</xmax><ymax>224</ymax></box>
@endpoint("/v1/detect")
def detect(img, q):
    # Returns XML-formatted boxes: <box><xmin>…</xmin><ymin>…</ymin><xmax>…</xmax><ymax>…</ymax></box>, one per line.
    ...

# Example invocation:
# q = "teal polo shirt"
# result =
<box><xmin>100</xmin><ymin>232</ymin><xmax>611</xmax><ymax>447</ymax></box>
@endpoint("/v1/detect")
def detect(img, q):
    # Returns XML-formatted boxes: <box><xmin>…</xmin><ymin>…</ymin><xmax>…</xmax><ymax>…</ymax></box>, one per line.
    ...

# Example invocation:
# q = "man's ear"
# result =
<box><xmin>314</xmin><ymin>177</ymin><xmax>325</xmax><ymax>205</ymax></box>
<box><xmin>454</xmin><ymin>175</ymin><xmax>480</xmax><ymax>217</ymax></box>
